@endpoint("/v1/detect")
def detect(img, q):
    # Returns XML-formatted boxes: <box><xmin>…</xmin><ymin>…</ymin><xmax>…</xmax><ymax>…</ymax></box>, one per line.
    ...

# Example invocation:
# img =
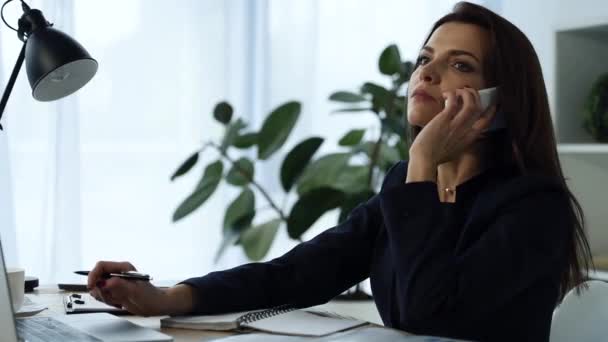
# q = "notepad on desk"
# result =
<box><xmin>63</xmin><ymin>293</ymin><xmax>129</xmax><ymax>315</ymax></box>
<box><xmin>160</xmin><ymin>306</ymin><xmax>368</xmax><ymax>337</ymax></box>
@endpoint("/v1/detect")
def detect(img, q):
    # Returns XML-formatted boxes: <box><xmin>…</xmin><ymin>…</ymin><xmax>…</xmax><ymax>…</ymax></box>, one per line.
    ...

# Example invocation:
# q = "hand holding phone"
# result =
<box><xmin>409</xmin><ymin>86</ymin><xmax>504</xmax><ymax>166</ymax></box>
<box><xmin>440</xmin><ymin>86</ymin><xmax>504</xmax><ymax>132</ymax></box>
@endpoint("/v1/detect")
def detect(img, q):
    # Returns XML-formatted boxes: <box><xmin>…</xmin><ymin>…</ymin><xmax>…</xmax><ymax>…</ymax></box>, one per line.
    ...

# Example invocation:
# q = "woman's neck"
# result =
<box><xmin>436</xmin><ymin>151</ymin><xmax>486</xmax><ymax>202</ymax></box>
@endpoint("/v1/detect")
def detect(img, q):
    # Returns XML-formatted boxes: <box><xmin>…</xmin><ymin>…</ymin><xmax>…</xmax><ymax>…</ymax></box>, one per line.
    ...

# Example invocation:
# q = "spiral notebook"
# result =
<box><xmin>160</xmin><ymin>305</ymin><xmax>367</xmax><ymax>337</ymax></box>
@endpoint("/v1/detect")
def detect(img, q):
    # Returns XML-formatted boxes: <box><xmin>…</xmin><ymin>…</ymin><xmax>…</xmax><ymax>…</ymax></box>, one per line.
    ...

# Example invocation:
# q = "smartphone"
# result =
<box><xmin>477</xmin><ymin>87</ymin><xmax>505</xmax><ymax>132</ymax></box>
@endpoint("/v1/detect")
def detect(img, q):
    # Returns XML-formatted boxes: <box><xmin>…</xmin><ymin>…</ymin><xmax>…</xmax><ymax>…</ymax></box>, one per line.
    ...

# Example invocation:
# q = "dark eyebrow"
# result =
<box><xmin>421</xmin><ymin>46</ymin><xmax>481</xmax><ymax>64</ymax></box>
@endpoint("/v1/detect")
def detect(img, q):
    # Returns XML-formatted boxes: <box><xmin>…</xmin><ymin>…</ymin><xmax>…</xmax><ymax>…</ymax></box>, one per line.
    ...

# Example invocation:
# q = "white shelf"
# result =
<box><xmin>555</xmin><ymin>24</ymin><xmax>608</xmax><ymax>143</ymax></box>
<box><xmin>558</xmin><ymin>143</ymin><xmax>608</xmax><ymax>154</ymax></box>
<box><xmin>588</xmin><ymin>270</ymin><xmax>608</xmax><ymax>282</ymax></box>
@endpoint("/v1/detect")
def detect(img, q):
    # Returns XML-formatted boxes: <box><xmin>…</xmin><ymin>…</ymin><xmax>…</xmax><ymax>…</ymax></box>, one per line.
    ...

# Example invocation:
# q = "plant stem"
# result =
<box><xmin>197</xmin><ymin>142</ymin><xmax>213</xmax><ymax>156</ymax></box>
<box><xmin>210</xmin><ymin>142</ymin><xmax>288</xmax><ymax>222</ymax></box>
<box><xmin>255</xmin><ymin>205</ymin><xmax>273</xmax><ymax>212</ymax></box>
<box><xmin>367</xmin><ymin>133</ymin><xmax>383</xmax><ymax>187</ymax></box>
<box><xmin>360</xmin><ymin>132</ymin><xmax>384</xmax><ymax>297</ymax></box>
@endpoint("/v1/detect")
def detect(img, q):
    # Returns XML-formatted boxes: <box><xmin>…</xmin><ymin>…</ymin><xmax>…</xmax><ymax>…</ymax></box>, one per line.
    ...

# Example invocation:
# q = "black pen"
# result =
<box><xmin>74</xmin><ymin>270</ymin><xmax>152</xmax><ymax>281</ymax></box>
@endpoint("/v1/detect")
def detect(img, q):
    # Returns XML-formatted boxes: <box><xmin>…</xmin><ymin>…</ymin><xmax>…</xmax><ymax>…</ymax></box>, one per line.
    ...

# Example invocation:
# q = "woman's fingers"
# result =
<box><xmin>89</xmin><ymin>277</ymin><xmax>165</xmax><ymax>316</ymax></box>
<box><xmin>443</xmin><ymin>87</ymin><xmax>491</xmax><ymax>136</ymax></box>
<box><xmin>463</xmin><ymin>86</ymin><xmax>481</xmax><ymax>107</ymax></box>
<box><xmin>450</xmin><ymin>88</ymin><xmax>480</xmax><ymax>129</ymax></box>
<box><xmin>105</xmin><ymin>281</ymin><xmax>149</xmax><ymax>316</ymax></box>
<box><xmin>89</xmin><ymin>277</ymin><xmax>132</xmax><ymax>309</ymax></box>
<box><xmin>412</xmin><ymin>86</ymin><xmax>496</xmax><ymax>165</ymax></box>
<box><xmin>89</xmin><ymin>287</ymin><xmax>102</xmax><ymax>302</ymax></box>
<box><xmin>87</xmin><ymin>261</ymin><xmax>137</xmax><ymax>290</ymax></box>
<box><xmin>441</xmin><ymin>91</ymin><xmax>459</xmax><ymax>120</ymax></box>
<box><xmin>95</xmin><ymin>287</ymin><xmax>121</xmax><ymax>308</ymax></box>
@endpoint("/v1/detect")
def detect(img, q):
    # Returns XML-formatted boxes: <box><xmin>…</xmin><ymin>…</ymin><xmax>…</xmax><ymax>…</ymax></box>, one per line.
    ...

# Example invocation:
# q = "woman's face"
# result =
<box><xmin>407</xmin><ymin>22</ymin><xmax>490</xmax><ymax>127</ymax></box>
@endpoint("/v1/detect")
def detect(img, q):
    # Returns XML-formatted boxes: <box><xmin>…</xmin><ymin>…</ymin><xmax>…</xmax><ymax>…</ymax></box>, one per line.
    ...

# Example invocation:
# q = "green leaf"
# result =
<box><xmin>383</xmin><ymin>94</ymin><xmax>401</xmax><ymax>118</ymax></box>
<box><xmin>361</xmin><ymin>83</ymin><xmax>390</xmax><ymax>113</ymax></box>
<box><xmin>379</xmin><ymin>44</ymin><xmax>401</xmax><ymax>76</ymax></box>
<box><xmin>173</xmin><ymin>160</ymin><xmax>223</xmax><ymax>222</ymax></box>
<box><xmin>287</xmin><ymin>188</ymin><xmax>345</xmax><ymax>239</ymax></box>
<box><xmin>223</xmin><ymin>187</ymin><xmax>255</xmax><ymax>235</ymax></box>
<box><xmin>258</xmin><ymin>101</ymin><xmax>301</xmax><ymax>160</ymax></box>
<box><xmin>361</xmin><ymin>82</ymin><xmax>389</xmax><ymax>99</ymax></box>
<box><xmin>226</xmin><ymin>157</ymin><xmax>254</xmax><ymax>186</ymax></box>
<box><xmin>329</xmin><ymin>91</ymin><xmax>367</xmax><ymax>103</ymax></box>
<box><xmin>396</xmin><ymin>139</ymin><xmax>409</xmax><ymax>161</ymax></box>
<box><xmin>241</xmin><ymin>218</ymin><xmax>282</xmax><ymax>261</ymax></box>
<box><xmin>220</xmin><ymin>118</ymin><xmax>247</xmax><ymax>153</ymax></box>
<box><xmin>399</xmin><ymin>61</ymin><xmax>414</xmax><ymax>81</ymax></box>
<box><xmin>338</xmin><ymin>190</ymin><xmax>375</xmax><ymax>224</ymax></box>
<box><xmin>213</xmin><ymin>101</ymin><xmax>233</xmax><ymax>125</ymax></box>
<box><xmin>233</xmin><ymin>133</ymin><xmax>258</xmax><ymax>149</ymax></box>
<box><xmin>296</xmin><ymin>153</ymin><xmax>351</xmax><ymax>195</ymax></box>
<box><xmin>382</xmin><ymin>116</ymin><xmax>406</xmax><ymax>139</ymax></box>
<box><xmin>356</xmin><ymin>141</ymin><xmax>401</xmax><ymax>170</ymax></box>
<box><xmin>380</xmin><ymin>142</ymin><xmax>401</xmax><ymax>169</ymax></box>
<box><xmin>333</xmin><ymin>166</ymin><xmax>370</xmax><ymax>194</ymax></box>
<box><xmin>280</xmin><ymin>137</ymin><xmax>324</xmax><ymax>192</ymax></box>
<box><xmin>195</xmin><ymin>160</ymin><xmax>223</xmax><ymax>189</ymax></box>
<box><xmin>330</xmin><ymin>108</ymin><xmax>372</xmax><ymax>114</ymax></box>
<box><xmin>392</xmin><ymin>96</ymin><xmax>407</xmax><ymax>115</ymax></box>
<box><xmin>338</xmin><ymin>129</ymin><xmax>366</xmax><ymax>146</ymax></box>
<box><xmin>170</xmin><ymin>152</ymin><xmax>198</xmax><ymax>181</ymax></box>
<box><xmin>352</xmin><ymin>141</ymin><xmax>374</xmax><ymax>158</ymax></box>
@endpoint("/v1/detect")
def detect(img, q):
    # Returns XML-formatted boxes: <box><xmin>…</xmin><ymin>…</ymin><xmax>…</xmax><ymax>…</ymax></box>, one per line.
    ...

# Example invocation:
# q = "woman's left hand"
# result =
<box><xmin>409</xmin><ymin>87</ymin><xmax>496</xmax><ymax>166</ymax></box>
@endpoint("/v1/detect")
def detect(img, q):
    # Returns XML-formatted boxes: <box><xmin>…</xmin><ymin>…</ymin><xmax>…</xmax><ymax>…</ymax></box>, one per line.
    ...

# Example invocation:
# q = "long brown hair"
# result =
<box><xmin>408</xmin><ymin>1</ymin><xmax>593</xmax><ymax>301</ymax></box>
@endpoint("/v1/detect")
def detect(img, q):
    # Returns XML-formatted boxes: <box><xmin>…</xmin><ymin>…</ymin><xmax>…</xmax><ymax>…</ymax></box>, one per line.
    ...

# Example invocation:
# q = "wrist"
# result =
<box><xmin>406</xmin><ymin>156</ymin><xmax>436</xmax><ymax>184</ymax></box>
<box><xmin>165</xmin><ymin>284</ymin><xmax>196</xmax><ymax>316</ymax></box>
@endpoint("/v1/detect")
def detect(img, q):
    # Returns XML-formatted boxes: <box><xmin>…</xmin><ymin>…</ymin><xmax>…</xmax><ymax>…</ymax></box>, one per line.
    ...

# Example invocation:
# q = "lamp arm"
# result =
<box><xmin>0</xmin><ymin>42</ymin><xmax>26</xmax><ymax>131</ymax></box>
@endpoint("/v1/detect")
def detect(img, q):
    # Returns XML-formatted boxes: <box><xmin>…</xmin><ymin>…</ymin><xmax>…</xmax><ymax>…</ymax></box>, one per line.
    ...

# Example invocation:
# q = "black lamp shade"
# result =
<box><xmin>25</xmin><ymin>26</ymin><xmax>98</xmax><ymax>102</ymax></box>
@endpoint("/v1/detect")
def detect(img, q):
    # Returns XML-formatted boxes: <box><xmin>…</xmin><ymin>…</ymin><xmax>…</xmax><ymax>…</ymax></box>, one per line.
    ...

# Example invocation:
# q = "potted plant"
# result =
<box><xmin>171</xmin><ymin>44</ymin><xmax>412</xmax><ymax>299</ymax></box>
<box><xmin>582</xmin><ymin>73</ymin><xmax>608</xmax><ymax>142</ymax></box>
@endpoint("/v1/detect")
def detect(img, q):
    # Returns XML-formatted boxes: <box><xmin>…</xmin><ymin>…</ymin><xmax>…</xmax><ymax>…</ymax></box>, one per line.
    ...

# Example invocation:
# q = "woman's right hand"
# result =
<box><xmin>88</xmin><ymin>261</ymin><xmax>195</xmax><ymax>316</ymax></box>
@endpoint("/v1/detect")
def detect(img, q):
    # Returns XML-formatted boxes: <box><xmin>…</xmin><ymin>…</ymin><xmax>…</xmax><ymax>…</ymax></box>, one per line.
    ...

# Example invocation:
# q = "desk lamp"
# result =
<box><xmin>0</xmin><ymin>0</ymin><xmax>97</xmax><ymax>130</ymax></box>
<box><xmin>0</xmin><ymin>0</ymin><xmax>97</xmax><ymax>291</ymax></box>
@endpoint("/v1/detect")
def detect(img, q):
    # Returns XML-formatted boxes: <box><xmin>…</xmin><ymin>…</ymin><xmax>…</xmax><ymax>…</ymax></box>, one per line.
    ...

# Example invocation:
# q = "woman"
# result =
<box><xmin>88</xmin><ymin>2</ymin><xmax>593</xmax><ymax>341</ymax></box>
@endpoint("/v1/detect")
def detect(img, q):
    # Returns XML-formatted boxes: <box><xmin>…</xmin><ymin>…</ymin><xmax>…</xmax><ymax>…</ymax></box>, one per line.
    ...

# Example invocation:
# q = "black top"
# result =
<box><xmin>181</xmin><ymin>160</ymin><xmax>571</xmax><ymax>342</ymax></box>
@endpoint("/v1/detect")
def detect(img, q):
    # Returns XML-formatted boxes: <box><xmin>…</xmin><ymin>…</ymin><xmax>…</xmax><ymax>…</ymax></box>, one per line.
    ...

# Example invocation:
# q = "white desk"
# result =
<box><xmin>26</xmin><ymin>286</ymin><xmax>385</xmax><ymax>342</ymax></box>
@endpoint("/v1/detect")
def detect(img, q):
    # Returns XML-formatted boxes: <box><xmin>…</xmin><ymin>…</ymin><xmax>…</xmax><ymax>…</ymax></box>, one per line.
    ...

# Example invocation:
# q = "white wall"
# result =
<box><xmin>501</xmin><ymin>0</ymin><xmax>608</xmax><ymax>123</ymax></box>
<box><xmin>501</xmin><ymin>1</ymin><xmax>608</xmax><ymax>255</ymax></box>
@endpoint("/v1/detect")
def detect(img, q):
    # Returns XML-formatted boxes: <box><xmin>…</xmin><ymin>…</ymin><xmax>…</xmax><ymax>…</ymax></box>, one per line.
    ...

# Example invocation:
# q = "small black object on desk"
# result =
<box><xmin>24</xmin><ymin>276</ymin><xmax>38</xmax><ymax>292</ymax></box>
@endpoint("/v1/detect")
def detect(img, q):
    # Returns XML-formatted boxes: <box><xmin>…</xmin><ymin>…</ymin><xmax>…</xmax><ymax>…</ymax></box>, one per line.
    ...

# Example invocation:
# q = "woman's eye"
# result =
<box><xmin>453</xmin><ymin>62</ymin><xmax>474</xmax><ymax>72</ymax></box>
<box><xmin>416</xmin><ymin>55</ymin><xmax>429</xmax><ymax>66</ymax></box>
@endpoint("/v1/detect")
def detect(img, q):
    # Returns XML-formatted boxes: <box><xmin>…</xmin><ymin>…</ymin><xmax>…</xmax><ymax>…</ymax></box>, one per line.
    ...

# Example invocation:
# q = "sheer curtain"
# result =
<box><xmin>0</xmin><ymin>134</ymin><xmax>17</xmax><ymax>266</ymax></box>
<box><xmin>0</xmin><ymin>0</ymin><xmax>81</xmax><ymax>281</ymax></box>
<box><xmin>0</xmin><ymin>12</ymin><xmax>17</xmax><ymax>266</ymax></box>
<box><xmin>1</xmin><ymin>0</ymin><xmax>496</xmax><ymax>284</ymax></box>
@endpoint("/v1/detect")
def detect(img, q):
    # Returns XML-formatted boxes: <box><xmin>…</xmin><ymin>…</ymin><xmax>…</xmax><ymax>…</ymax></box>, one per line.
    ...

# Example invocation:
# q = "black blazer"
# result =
<box><xmin>182</xmin><ymin>160</ymin><xmax>571</xmax><ymax>342</ymax></box>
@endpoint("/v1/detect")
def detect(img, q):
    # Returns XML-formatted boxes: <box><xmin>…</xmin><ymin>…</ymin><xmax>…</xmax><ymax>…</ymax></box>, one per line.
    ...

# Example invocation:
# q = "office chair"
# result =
<box><xmin>550</xmin><ymin>280</ymin><xmax>608</xmax><ymax>342</ymax></box>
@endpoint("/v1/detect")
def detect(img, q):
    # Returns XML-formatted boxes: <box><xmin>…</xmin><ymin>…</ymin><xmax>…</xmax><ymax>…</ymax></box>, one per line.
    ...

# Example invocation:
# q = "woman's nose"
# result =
<box><xmin>418</xmin><ymin>65</ymin><xmax>439</xmax><ymax>84</ymax></box>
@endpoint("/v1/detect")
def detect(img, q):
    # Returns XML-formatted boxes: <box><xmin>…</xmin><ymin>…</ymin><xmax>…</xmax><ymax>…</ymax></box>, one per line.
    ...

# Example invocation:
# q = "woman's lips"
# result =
<box><xmin>412</xmin><ymin>93</ymin><xmax>436</xmax><ymax>102</ymax></box>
